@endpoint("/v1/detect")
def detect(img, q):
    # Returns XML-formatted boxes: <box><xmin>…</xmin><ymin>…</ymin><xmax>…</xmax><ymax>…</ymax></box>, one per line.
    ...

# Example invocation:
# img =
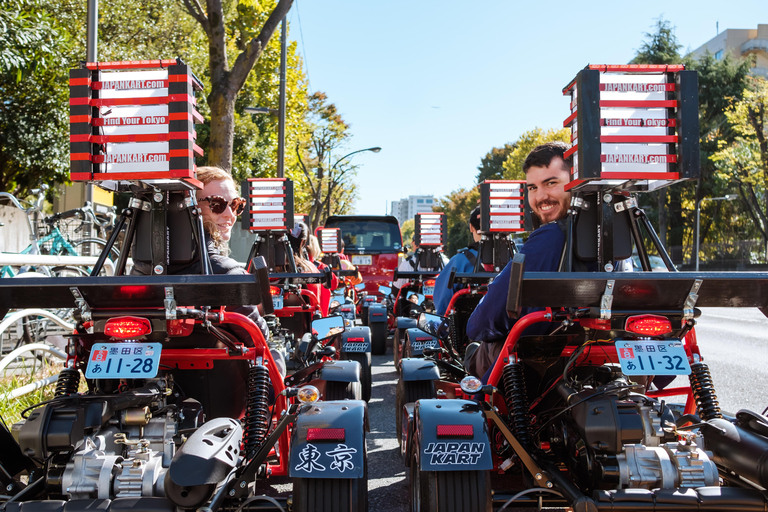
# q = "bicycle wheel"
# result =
<box><xmin>0</xmin><ymin>343</ymin><xmax>67</xmax><ymax>400</ymax></box>
<box><xmin>64</xmin><ymin>238</ymin><xmax>121</xmax><ymax>275</ymax></box>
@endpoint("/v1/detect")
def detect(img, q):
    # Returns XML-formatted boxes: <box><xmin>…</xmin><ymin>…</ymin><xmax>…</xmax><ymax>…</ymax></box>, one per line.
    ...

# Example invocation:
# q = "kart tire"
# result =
<box><xmin>293</xmin><ymin>432</ymin><xmax>368</xmax><ymax>512</ymax></box>
<box><xmin>393</xmin><ymin>327</ymin><xmax>406</xmax><ymax>369</ymax></box>
<box><xmin>370</xmin><ymin>321</ymin><xmax>387</xmax><ymax>355</ymax></box>
<box><xmin>346</xmin><ymin>351</ymin><xmax>372</xmax><ymax>402</ymax></box>
<box><xmin>325</xmin><ymin>380</ymin><xmax>362</xmax><ymax>401</ymax></box>
<box><xmin>396</xmin><ymin>379</ymin><xmax>435</xmax><ymax>448</ymax></box>
<box><xmin>410</xmin><ymin>448</ymin><xmax>491</xmax><ymax>512</ymax></box>
<box><xmin>293</xmin><ymin>475</ymin><xmax>367</xmax><ymax>512</ymax></box>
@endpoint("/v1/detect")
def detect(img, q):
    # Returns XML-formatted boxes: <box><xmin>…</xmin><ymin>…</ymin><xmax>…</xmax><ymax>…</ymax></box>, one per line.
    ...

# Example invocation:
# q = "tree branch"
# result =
<box><xmin>295</xmin><ymin>143</ymin><xmax>317</xmax><ymax>197</ymax></box>
<box><xmin>179</xmin><ymin>0</ymin><xmax>210</xmax><ymax>34</ymax></box>
<box><xmin>229</xmin><ymin>0</ymin><xmax>294</xmax><ymax>93</ymax></box>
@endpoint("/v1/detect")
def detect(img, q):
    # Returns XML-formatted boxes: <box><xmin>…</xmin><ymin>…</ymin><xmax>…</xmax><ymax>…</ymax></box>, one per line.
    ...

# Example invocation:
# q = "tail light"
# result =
<box><xmin>436</xmin><ymin>424</ymin><xmax>473</xmax><ymax>437</ymax></box>
<box><xmin>425</xmin><ymin>279</ymin><xmax>435</xmax><ymax>287</ymax></box>
<box><xmin>270</xmin><ymin>286</ymin><xmax>282</xmax><ymax>296</ymax></box>
<box><xmin>104</xmin><ymin>316</ymin><xmax>152</xmax><ymax>338</ymax></box>
<box><xmin>625</xmin><ymin>315</ymin><xmax>672</xmax><ymax>336</ymax></box>
<box><xmin>307</xmin><ymin>428</ymin><xmax>345</xmax><ymax>441</ymax></box>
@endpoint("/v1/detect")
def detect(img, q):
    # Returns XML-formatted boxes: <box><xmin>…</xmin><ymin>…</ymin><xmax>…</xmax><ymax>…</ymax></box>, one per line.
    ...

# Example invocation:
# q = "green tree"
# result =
<box><xmin>476</xmin><ymin>143</ymin><xmax>514</xmax><ymax>183</ymax></box>
<box><xmin>434</xmin><ymin>187</ymin><xmax>480</xmax><ymax>256</ymax></box>
<box><xmin>712</xmin><ymin>77</ymin><xmax>768</xmax><ymax>257</ymax></box>
<box><xmin>400</xmin><ymin>218</ymin><xmax>414</xmax><ymax>249</ymax></box>
<box><xmin>180</xmin><ymin>0</ymin><xmax>293</xmax><ymax>171</ymax></box>
<box><xmin>0</xmin><ymin>0</ymin><xmax>71</xmax><ymax>197</ymax></box>
<box><xmin>502</xmin><ymin>127</ymin><xmax>570</xmax><ymax>179</ymax></box>
<box><xmin>295</xmin><ymin>92</ymin><xmax>358</xmax><ymax>229</ymax></box>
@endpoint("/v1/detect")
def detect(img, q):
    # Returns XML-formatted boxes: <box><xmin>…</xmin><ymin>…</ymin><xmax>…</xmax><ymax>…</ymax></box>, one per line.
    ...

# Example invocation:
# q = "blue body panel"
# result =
<box><xmin>414</xmin><ymin>399</ymin><xmax>493</xmax><ymax>471</ymax></box>
<box><xmin>399</xmin><ymin>358</ymin><xmax>440</xmax><ymax>382</ymax></box>
<box><xmin>367</xmin><ymin>304</ymin><xmax>387</xmax><ymax>324</ymax></box>
<box><xmin>319</xmin><ymin>360</ymin><xmax>361</xmax><ymax>383</ymax></box>
<box><xmin>404</xmin><ymin>328</ymin><xmax>438</xmax><ymax>357</ymax></box>
<box><xmin>289</xmin><ymin>400</ymin><xmax>367</xmax><ymax>479</ymax></box>
<box><xmin>341</xmin><ymin>326</ymin><xmax>371</xmax><ymax>354</ymax></box>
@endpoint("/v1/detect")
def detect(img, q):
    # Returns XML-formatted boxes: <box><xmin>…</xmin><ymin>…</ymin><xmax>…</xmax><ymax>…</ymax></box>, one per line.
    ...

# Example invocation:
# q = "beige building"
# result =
<box><xmin>690</xmin><ymin>24</ymin><xmax>768</xmax><ymax>77</ymax></box>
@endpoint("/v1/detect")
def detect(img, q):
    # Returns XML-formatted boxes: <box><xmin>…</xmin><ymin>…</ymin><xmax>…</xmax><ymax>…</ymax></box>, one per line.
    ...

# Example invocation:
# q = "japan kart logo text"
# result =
<box><xmin>423</xmin><ymin>442</ymin><xmax>484</xmax><ymax>465</ymax></box>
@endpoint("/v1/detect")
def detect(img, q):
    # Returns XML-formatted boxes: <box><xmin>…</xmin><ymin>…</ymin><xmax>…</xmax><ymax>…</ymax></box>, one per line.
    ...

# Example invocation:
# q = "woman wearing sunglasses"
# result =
<box><xmin>195</xmin><ymin>166</ymin><xmax>273</xmax><ymax>347</ymax></box>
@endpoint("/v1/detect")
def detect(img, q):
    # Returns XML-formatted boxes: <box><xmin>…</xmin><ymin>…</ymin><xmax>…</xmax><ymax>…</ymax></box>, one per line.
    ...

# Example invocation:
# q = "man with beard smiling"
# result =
<box><xmin>464</xmin><ymin>142</ymin><xmax>573</xmax><ymax>378</ymax></box>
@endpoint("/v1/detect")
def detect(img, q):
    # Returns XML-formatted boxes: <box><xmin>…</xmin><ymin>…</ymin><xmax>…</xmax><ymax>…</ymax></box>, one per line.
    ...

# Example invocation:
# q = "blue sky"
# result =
<box><xmin>287</xmin><ymin>1</ymin><xmax>766</xmax><ymax>215</ymax></box>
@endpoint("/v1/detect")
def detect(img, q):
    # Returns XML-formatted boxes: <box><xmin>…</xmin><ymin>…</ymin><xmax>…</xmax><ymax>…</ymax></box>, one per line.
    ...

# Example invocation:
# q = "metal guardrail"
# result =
<box><xmin>0</xmin><ymin>254</ymin><xmax>116</xmax><ymax>276</ymax></box>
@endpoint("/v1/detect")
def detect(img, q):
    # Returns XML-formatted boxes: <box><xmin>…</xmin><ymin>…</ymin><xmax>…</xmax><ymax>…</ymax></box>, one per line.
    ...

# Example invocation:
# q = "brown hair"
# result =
<box><xmin>307</xmin><ymin>234</ymin><xmax>322</xmax><ymax>261</ymax></box>
<box><xmin>522</xmin><ymin>142</ymin><xmax>573</xmax><ymax>173</ymax></box>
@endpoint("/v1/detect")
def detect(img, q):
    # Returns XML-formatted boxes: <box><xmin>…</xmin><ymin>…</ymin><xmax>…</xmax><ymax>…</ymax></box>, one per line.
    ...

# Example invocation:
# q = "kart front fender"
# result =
<box><xmin>289</xmin><ymin>400</ymin><xmax>367</xmax><ymax>479</ymax></box>
<box><xmin>404</xmin><ymin>328</ymin><xmax>438</xmax><ymax>357</ymax></box>
<box><xmin>341</xmin><ymin>326</ymin><xmax>371</xmax><ymax>354</ymax></box>
<box><xmin>413</xmin><ymin>399</ymin><xmax>493</xmax><ymax>472</ymax></box>
<box><xmin>400</xmin><ymin>358</ymin><xmax>440</xmax><ymax>382</ymax></box>
<box><xmin>367</xmin><ymin>304</ymin><xmax>387</xmax><ymax>324</ymax></box>
<box><xmin>319</xmin><ymin>359</ymin><xmax>360</xmax><ymax>383</ymax></box>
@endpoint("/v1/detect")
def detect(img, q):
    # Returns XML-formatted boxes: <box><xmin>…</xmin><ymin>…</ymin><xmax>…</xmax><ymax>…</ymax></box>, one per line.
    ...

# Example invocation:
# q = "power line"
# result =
<box><xmin>294</xmin><ymin>0</ymin><xmax>312</xmax><ymax>92</ymax></box>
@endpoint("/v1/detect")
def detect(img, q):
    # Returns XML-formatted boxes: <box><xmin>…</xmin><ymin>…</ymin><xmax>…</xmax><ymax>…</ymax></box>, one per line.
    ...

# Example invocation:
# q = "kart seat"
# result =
<box><xmin>572</xmin><ymin>193</ymin><xmax>633</xmax><ymax>264</ymax></box>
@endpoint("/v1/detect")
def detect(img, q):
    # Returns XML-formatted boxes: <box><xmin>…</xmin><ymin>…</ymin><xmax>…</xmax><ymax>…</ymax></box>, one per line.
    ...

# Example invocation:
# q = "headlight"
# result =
<box><xmin>459</xmin><ymin>376</ymin><xmax>483</xmax><ymax>395</ymax></box>
<box><xmin>297</xmin><ymin>385</ymin><xmax>320</xmax><ymax>403</ymax></box>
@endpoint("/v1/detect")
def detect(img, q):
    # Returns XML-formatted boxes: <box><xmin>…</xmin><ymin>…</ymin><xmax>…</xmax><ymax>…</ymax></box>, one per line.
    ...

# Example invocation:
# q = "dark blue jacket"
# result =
<box><xmin>466</xmin><ymin>223</ymin><xmax>564</xmax><ymax>342</ymax></box>
<box><xmin>433</xmin><ymin>247</ymin><xmax>477</xmax><ymax>315</ymax></box>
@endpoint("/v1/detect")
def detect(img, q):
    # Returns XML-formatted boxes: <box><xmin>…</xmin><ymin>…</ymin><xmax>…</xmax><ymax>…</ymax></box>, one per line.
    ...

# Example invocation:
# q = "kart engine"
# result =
<box><xmin>552</xmin><ymin>373</ymin><xmax>718</xmax><ymax>491</ymax></box>
<box><xmin>12</xmin><ymin>378</ymin><xmax>241</xmax><ymax>504</ymax></box>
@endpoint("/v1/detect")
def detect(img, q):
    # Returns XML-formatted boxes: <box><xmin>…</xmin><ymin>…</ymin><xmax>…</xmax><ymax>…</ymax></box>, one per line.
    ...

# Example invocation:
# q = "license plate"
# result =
<box><xmin>272</xmin><ymin>296</ymin><xmax>283</xmax><ymax>310</ymax></box>
<box><xmin>423</xmin><ymin>286</ymin><xmax>434</xmax><ymax>297</ymax></box>
<box><xmin>352</xmin><ymin>255</ymin><xmax>372</xmax><ymax>266</ymax></box>
<box><xmin>86</xmin><ymin>342</ymin><xmax>162</xmax><ymax>379</ymax></box>
<box><xmin>616</xmin><ymin>339</ymin><xmax>691</xmax><ymax>376</ymax></box>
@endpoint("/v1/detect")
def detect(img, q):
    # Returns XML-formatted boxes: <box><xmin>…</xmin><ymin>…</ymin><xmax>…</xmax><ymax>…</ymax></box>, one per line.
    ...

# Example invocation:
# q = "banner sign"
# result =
<box><xmin>242</xmin><ymin>178</ymin><xmax>294</xmax><ymax>232</ymax></box>
<box><xmin>69</xmin><ymin>59</ymin><xmax>204</xmax><ymax>190</ymax></box>
<box><xmin>414</xmin><ymin>212</ymin><xmax>446</xmax><ymax>246</ymax></box>
<box><xmin>318</xmin><ymin>228</ymin><xmax>342</xmax><ymax>254</ymax></box>
<box><xmin>479</xmin><ymin>180</ymin><xmax>526</xmax><ymax>233</ymax></box>
<box><xmin>562</xmin><ymin>64</ymin><xmax>699</xmax><ymax>192</ymax></box>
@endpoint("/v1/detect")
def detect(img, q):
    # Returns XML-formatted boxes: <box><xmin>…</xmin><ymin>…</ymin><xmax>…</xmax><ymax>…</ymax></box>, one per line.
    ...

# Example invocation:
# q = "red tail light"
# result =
<box><xmin>425</xmin><ymin>279</ymin><xmax>435</xmax><ymax>287</ymax></box>
<box><xmin>270</xmin><ymin>286</ymin><xmax>282</xmax><ymax>296</ymax></box>
<box><xmin>104</xmin><ymin>316</ymin><xmax>152</xmax><ymax>338</ymax></box>
<box><xmin>625</xmin><ymin>315</ymin><xmax>672</xmax><ymax>336</ymax></box>
<box><xmin>436</xmin><ymin>424</ymin><xmax>473</xmax><ymax>437</ymax></box>
<box><xmin>307</xmin><ymin>428</ymin><xmax>345</xmax><ymax>441</ymax></box>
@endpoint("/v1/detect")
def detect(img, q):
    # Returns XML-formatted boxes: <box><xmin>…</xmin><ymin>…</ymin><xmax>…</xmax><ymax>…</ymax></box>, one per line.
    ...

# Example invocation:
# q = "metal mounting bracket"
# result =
<box><xmin>683</xmin><ymin>279</ymin><xmax>702</xmax><ymax>320</ymax></box>
<box><xmin>164</xmin><ymin>286</ymin><xmax>177</xmax><ymax>320</ymax></box>
<box><xmin>128</xmin><ymin>197</ymin><xmax>151</xmax><ymax>211</ymax></box>
<box><xmin>600</xmin><ymin>280</ymin><xmax>615</xmax><ymax>320</ymax></box>
<box><xmin>614</xmin><ymin>197</ymin><xmax>638</xmax><ymax>212</ymax></box>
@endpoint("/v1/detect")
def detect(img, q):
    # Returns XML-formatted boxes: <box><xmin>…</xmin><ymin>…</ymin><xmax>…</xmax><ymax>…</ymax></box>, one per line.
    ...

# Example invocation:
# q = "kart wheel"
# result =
<box><xmin>410</xmin><ymin>449</ymin><xmax>491</xmax><ymax>512</ymax></box>
<box><xmin>396</xmin><ymin>379</ymin><xmax>435</xmax><ymax>447</ymax></box>
<box><xmin>293</xmin><ymin>434</ymin><xmax>368</xmax><ymax>512</ymax></box>
<box><xmin>325</xmin><ymin>380</ymin><xmax>362</xmax><ymax>401</ymax></box>
<box><xmin>393</xmin><ymin>327</ymin><xmax>406</xmax><ymax>369</ymax></box>
<box><xmin>370</xmin><ymin>321</ymin><xmax>387</xmax><ymax>355</ymax></box>
<box><xmin>346</xmin><ymin>352</ymin><xmax>372</xmax><ymax>402</ymax></box>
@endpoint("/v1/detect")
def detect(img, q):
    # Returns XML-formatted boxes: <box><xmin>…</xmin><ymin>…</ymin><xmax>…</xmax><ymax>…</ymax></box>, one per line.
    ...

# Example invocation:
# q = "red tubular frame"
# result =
<box><xmin>444</xmin><ymin>288</ymin><xmax>486</xmax><ymax>316</ymax></box>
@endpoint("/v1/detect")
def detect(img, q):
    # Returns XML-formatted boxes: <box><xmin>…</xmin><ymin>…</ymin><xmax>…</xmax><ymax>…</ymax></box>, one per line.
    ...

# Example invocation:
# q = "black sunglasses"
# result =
<box><xmin>199</xmin><ymin>195</ymin><xmax>246</xmax><ymax>215</ymax></box>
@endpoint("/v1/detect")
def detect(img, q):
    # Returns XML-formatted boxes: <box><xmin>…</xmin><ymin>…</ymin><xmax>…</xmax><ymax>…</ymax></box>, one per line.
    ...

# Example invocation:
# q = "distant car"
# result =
<box><xmin>631</xmin><ymin>254</ymin><xmax>670</xmax><ymax>272</ymax></box>
<box><xmin>323</xmin><ymin>215</ymin><xmax>403</xmax><ymax>297</ymax></box>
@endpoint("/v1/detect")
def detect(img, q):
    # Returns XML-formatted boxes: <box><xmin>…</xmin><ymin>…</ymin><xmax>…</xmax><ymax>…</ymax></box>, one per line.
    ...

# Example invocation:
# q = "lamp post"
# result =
<box><xmin>694</xmin><ymin>194</ymin><xmax>738</xmax><ymax>271</ymax></box>
<box><xmin>329</xmin><ymin>146</ymin><xmax>382</xmax><ymax>173</ymax></box>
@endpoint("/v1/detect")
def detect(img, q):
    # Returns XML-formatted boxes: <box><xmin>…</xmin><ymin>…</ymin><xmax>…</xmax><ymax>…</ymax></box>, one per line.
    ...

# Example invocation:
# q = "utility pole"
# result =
<box><xmin>277</xmin><ymin>19</ymin><xmax>287</xmax><ymax>178</ymax></box>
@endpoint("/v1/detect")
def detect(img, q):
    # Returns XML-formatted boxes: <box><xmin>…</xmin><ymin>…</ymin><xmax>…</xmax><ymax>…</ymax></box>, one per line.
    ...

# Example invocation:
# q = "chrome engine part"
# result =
<box><xmin>61</xmin><ymin>413</ymin><xmax>176</xmax><ymax>499</ymax></box>
<box><xmin>616</xmin><ymin>441</ymin><xmax>718</xmax><ymax>489</ymax></box>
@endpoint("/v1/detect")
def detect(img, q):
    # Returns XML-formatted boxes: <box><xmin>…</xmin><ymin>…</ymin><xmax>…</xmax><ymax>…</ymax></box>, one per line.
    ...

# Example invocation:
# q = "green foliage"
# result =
<box><xmin>400</xmin><ymin>218</ymin><xmax>414</xmax><ymax>248</ymax></box>
<box><xmin>476</xmin><ymin>143</ymin><xmax>514</xmax><ymax>183</ymax></box>
<box><xmin>630</xmin><ymin>17</ymin><xmax>682</xmax><ymax>65</ymax></box>
<box><xmin>294</xmin><ymin>92</ymin><xmax>358</xmax><ymax>228</ymax></box>
<box><xmin>434</xmin><ymin>187</ymin><xmax>480</xmax><ymax>256</ymax></box>
<box><xmin>502</xmin><ymin>127</ymin><xmax>570</xmax><ymax>179</ymax></box>
<box><xmin>0</xmin><ymin>0</ymin><xmax>71</xmax><ymax>196</ymax></box>
<box><xmin>712</xmin><ymin>77</ymin><xmax>768</xmax><ymax>245</ymax></box>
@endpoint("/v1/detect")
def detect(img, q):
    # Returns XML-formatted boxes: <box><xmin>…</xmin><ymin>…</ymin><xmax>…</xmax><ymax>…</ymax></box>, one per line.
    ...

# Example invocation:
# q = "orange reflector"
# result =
<box><xmin>436</xmin><ymin>424</ymin><xmax>473</xmax><ymax>437</ymax></box>
<box><xmin>307</xmin><ymin>428</ymin><xmax>345</xmax><ymax>441</ymax></box>
<box><xmin>625</xmin><ymin>315</ymin><xmax>672</xmax><ymax>336</ymax></box>
<box><xmin>270</xmin><ymin>286</ymin><xmax>282</xmax><ymax>296</ymax></box>
<box><xmin>104</xmin><ymin>316</ymin><xmax>152</xmax><ymax>338</ymax></box>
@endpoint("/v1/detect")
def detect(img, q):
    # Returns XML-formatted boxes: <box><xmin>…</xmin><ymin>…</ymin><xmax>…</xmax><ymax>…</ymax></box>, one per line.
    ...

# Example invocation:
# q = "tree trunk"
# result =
<box><xmin>207</xmin><ymin>86</ymin><xmax>236</xmax><ymax>171</ymax></box>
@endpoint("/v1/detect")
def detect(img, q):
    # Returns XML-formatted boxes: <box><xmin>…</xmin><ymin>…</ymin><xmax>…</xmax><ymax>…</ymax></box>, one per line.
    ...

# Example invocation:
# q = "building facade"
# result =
<box><xmin>390</xmin><ymin>195</ymin><xmax>435</xmax><ymax>224</ymax></box>
<box><xmin>690</xmin><ymin>24</ymin><xmax>768</xmax><ymax>78</ymax></box>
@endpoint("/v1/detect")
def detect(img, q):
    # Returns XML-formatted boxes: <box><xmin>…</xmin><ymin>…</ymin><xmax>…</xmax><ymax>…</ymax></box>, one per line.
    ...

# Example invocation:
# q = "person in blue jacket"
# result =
<box><xmin>465</xmin><ymin>142</ymin><xmax>572</xmax><ymax>378</ymax></box>
<box><xmin>433</xmin><ymin>206</ymin><xmax>482</xmax><ymax>315</ymax></box>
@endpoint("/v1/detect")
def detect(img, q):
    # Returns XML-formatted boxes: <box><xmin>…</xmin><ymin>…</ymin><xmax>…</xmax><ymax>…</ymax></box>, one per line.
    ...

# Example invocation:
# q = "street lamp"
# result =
<box><xmin>330</xmin><ymin>147</ymin><xmax>382</xmax><ymax>172</ymax></box>
<box><xmin>694</xmin><ymin>194</ymin><xmax>739</xmax><ymax>271</ymax></box>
